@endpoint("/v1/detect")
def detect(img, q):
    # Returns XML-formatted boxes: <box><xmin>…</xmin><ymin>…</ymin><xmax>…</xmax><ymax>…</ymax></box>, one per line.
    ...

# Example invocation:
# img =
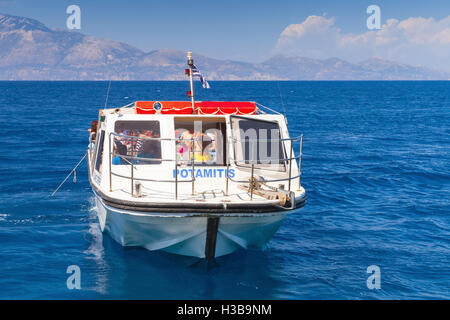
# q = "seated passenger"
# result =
<box><xmin>112</xmin><ymin>140</ymin><xmax>129</xmax><ymax>165</ymax></box>
<box><xmin>89</xmin><ymin>120</ymin><xmax>98</xmax><ymax>140</ymax></box>
<box><xmin>88</xmin><ymin>120</ymin><xmax>98</xmax><ymax>149</ymax></box>
<box><xmin>193</xmin><ymin>131</ymin><xmax>204</xmax><ymax>161</ymax></box>
<box><xmin>138</xmin><ymin>131</ymin><xmax>161</xmax><ymax>164</ymax></box>
<box><xmin>177</xmin><ymin>129</ymin><xmax>193</xmax><ymax>162</ymax></box>
<box><xmin>203</xmin><ymin>131</ymin><xmax>217</xmax><ymax>163</ymax></box>
<box><xmin>135</xmin><ymin>131</ymin><xmax>148</xmax><ymax>156</ymax></box>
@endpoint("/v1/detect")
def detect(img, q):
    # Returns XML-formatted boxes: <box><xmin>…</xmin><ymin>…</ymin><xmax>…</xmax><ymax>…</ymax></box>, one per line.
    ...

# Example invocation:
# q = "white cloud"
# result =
<box><xmin>279</xmin><ymin>15</ymin><xmax>336</xmax><ymax>39</ymax></box>
<box><xmin>276</xmin><ymin>15</ymin><xmax>341</xmax><ymax>59</ymax></box>
<box><xmin>275</xmin><ymin>15</ymin><xmax>450</xmax><ymax>71</ymax></box>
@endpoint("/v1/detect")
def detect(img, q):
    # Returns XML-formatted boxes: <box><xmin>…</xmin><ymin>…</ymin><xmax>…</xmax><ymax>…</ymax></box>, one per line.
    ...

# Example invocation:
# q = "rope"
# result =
<box><xmin>50</xmin><ymin>153</ymin><xmax>87</xmax><ymax>197</ymax></box>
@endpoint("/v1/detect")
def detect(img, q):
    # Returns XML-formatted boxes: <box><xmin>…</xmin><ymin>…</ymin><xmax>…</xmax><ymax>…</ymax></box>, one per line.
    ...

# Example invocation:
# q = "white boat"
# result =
<box><xmin>87</xmin><ymin>52</ymin><xmax>307</xmax><ymax>259</ymax></box>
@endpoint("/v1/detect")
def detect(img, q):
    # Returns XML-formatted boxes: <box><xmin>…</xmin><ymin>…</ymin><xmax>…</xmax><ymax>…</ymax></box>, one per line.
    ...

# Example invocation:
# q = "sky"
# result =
<box><xmin>1</xmin><ymin>0</ymin><xmax>450</xmax><ymax>70</ymax></box>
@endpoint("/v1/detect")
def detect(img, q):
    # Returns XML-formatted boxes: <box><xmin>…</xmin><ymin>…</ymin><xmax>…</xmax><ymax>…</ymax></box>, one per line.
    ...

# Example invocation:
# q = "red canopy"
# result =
<box><xmin>135</xmin><ymin>101</ymin><xmax>195</xmax><ymax>114</ymax></box>
<box><xmin>135</xmin><ymin>101</ymin><xmax>257</xmax><ymax>115</ymax></box>
<box><xmin>197</xmin><ymin>101</ymin><xmax>257</xmax><ymax>115</ymax></box>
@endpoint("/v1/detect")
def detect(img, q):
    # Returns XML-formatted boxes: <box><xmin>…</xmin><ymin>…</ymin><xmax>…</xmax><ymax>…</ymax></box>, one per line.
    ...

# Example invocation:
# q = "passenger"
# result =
<box><xmin>204</xmin><ymin>131</ymin><xmax>217</xmax><ymax>162</ymax></box>
<box><xmin>119</xmin><ymin>130</ymin><xmax>132</xmax><ymax>149</ymax></box>
<box><xmin>89</xmin><ymin>120</ymin><xmax>98</xmax><ymax>143</ymax></box>
<box><xmin>112</xmin><ymin>140</ymin><xmax>128</xmax><ymax>165</ymax></box>
<box><xmin>145</xmin><ymin>140</ymin><xmax>162</xmax><ymax>164</ymax></box>
<box><xmin>139</xmin><ymin>141</ymin><xmax>161</xmax><ymax>164</ymax></box>
<box><xmin>138</xmin><ymin>131</ymin><xmax>161</xmax><ymax>164</ymax></box>
<box><xmin>128</xmin><ymin>131</ymin><xmax>138</xmax><ymax>156</ymax></box>
<box><xmin>178</xmin><ymin>129</ymin><xmax>193</xmax><ymax>162</ymax></box>
<box><xmin>146</xmin><ymin>130</ymin><xmax>154</xmax><ymax>137</ymax></box>
<box><xmin>180</xmin><ymin>129</ymin><xmax>193</xmax><ymax>145</ymax></box>
<box><xmin>193</xmin><ymin>131</ymin><xmax>204</xmax><ymax>162</ymax></box>
<box><xmin>176</xmin><ymin>136</ymin><xmax>188</xmax><ymax>162</ymax></box>
<box><xmin>135</xmin><ymin>132</ymin><xmax>148</xmax><ymax>157</ymax></box>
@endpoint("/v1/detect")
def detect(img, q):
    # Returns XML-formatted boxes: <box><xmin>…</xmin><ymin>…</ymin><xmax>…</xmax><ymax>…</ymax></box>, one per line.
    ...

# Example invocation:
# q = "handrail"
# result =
<box><xmin>229</xmin><ymin>135</ymin><xmax>303</xmax><ymax>143</ymax></box>
<box><xmin>228</xmin><ymin>152</ymin><xmax>301</xmax><ymax>164</ymax></box>
<box><xmin>111</xmin><ymin>171</ymin><xmax>193</xmax><ymax>183</ymax></box>
<box><xmin>111</xmin><ymin>149</ymin><xmax>302</xmax><ymax>164</ymax></box>
<box><xmin>112</xmin><ymin>132</ymin><xmax>189</xmax><ymax>142</ymax></box>
<box><xmin>226</xmin><ymin>135</ymin><xmax>302</xmax><ymax>164</ymax></box>
<box><xmin>226</xmin><ymin>173</ymin><xmax>302</xmax><ymax>184</ymax></box>
<box><xmin>255</xmin><ymin>102</ymin><xmax>283</xmax><ymax>115</ymax></box>
<box><xmin>110</xmin><ymin>133</ymin><xmax>196</xmax><ymax>198</ymax></box>
<box><xmin>112</xmin><ymin>132</ymin><xmax>302</xmax><ymax>144</ymax></box>
<box><xmin>107</xmin><ymin>131</ymin><xmax>303</xmax><ymax>199</ymax></box>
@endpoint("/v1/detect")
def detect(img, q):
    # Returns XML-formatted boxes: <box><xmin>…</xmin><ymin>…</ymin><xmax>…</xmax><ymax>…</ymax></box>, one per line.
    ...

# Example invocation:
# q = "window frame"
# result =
<box><xmin>230</xmin><ymin>115</ymin><xmax>287</xmax><ymax>172</ymax></box>
<box><xmin>174</xmin><ymin>117</ymin><xmax>227</xmax><ymax>167</ymax></box>
<box><xmin>94</xmin><ymin>130</ymin><xmax>105</xmax><ymax>173</ymax></box>
<box><xmin>113</xmin><ymin>120</ymin><xmax>162</xmax><ymax>165</ymax></box>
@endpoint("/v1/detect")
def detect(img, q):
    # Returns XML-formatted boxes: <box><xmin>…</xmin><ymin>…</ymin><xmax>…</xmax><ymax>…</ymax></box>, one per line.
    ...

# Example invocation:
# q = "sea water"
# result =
<box><xmin>0</xmin><ymin>81</ymin><xmax>449</xmax><ymax>299</ymax></box>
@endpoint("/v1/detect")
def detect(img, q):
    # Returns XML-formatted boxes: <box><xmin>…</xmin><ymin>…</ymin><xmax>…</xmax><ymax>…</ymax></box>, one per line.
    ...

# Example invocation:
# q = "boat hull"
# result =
<box><xmin>94</xmin><ymin>194</ymin><xmax>289</xmax><ymax>258</ymax></box>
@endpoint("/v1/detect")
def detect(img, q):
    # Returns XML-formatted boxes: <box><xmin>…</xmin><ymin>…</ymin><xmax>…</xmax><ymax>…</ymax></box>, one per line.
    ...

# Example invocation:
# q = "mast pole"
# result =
<box><xmin>187</xmin><ymin>51</ymin><xmax>195</xmax><ymax>113</ymax></box>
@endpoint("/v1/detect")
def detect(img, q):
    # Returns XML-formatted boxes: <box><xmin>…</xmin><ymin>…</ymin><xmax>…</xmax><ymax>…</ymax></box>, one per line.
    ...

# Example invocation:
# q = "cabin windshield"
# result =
<box><xmin>231</xmin><ymin>116</ymin><xmax>286</xmax><ymax>172</ymax></box>
<box><xmin>113</xmin><ymin>120</ymin><xmax>162</xmax><ymax>165</ymax></box>
<box><xmin>174</xmin><ymin>117</ymin><xmax>226</xmax><ymax>166</ymax></box>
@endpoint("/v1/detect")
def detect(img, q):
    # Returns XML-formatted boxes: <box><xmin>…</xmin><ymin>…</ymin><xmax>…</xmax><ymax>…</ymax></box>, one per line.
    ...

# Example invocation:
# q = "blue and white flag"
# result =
<box><xmin>191</xmin><ymin>64</ymin><xmax>211</xmax><ymax>89</ymax></box>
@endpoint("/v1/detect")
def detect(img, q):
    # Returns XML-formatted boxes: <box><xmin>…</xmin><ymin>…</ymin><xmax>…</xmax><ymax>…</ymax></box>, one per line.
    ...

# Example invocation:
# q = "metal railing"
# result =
<box><xmin>225</xmin><ymin>135</ymin><xmax>303</xmax><ymax>198</ymax></box>
<box><xmin>107</xmin><ymin>132</ymin><xmax>303</xmax><ymax>200</ymax></box>
<box><xmin>109</xmin><ymin>132</ymin><xmax>197</xmax><ymax>199</ymax></box>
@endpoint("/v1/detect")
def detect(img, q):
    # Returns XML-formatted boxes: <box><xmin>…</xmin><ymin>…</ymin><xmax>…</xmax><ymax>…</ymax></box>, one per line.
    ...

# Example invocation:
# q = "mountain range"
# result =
<box><xmin>0</xmin><ymin>13</ymin><xmax>448</xmax><ymax>80</ymax></box>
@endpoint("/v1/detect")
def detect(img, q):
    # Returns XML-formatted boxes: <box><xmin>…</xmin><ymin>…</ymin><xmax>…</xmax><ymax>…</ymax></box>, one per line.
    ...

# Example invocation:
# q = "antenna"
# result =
<box><xmin>277</xmin><ymin>82</ymin><xmax>288</xmax><ymax>124</ymax></box>
<box><xmin>104</xmin><ymin>80</ymin><xmax>112</xmax><ymax>108</ymax></box>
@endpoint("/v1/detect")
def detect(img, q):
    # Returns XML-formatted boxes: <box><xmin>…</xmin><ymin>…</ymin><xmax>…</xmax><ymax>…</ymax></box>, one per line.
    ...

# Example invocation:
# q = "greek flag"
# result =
<box><xmin>191</xmin><ymin>64</ymin><xmax>211</xmax><ymax>89</ymax></box>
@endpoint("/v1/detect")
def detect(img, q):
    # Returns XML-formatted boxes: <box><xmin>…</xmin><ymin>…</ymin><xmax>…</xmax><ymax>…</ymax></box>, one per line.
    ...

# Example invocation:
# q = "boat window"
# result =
<box><xmin>95</xmin><ymin>130</ymin><xmax>105</xmax><ymax>172</ymax></box>
<box><xmin>174</xmin><ymin>117</ymin><xmax>226</xmax><ymax>166</ymax></box>
<box><xmin>113</xmin><ymin>121</ymin><xmax>161</xmax><ymax>165</ymax></box>
<box><xmin>231</xmin><ymin>116</ymin><xmax>286</xmax><ymax>172</ymax></box>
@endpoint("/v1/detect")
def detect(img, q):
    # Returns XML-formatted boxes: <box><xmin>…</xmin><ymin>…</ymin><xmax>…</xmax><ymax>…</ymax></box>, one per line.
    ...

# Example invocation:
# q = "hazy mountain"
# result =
<box><xmin>356</xmin><ymin>57</ymin><xmax>449</xmax><ymax>80</ymax></box>
<box><xmin>0</xmin><ymin>13</ymin><xmax>448</xmax><ymax>80</ymax></box>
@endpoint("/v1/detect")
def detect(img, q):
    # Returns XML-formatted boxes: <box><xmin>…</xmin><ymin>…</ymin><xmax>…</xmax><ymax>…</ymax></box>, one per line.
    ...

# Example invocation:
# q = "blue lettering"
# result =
<box><xmin>204</xmin><ymin>169</ymin><xmax>213</xmax><ymax>178</ymax></box>
<box><xmin>172</xmin><ymin>168</ymin><xmax>236</xmax><ymax>179</ymax></box>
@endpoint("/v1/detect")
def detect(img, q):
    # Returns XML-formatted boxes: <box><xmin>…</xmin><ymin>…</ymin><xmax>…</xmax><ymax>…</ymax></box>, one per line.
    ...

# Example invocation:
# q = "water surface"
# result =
<box><xmin>0</xmin><ymin>81</ymin><xmax>449</xmax><ymax>299</ymax></box>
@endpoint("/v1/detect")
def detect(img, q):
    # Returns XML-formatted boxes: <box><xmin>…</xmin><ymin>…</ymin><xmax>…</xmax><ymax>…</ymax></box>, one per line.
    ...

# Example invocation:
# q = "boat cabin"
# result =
<box><xmin>88</xmin><ymin>100</ymin><xmax>304</xmax><ymax>212</ymax></box>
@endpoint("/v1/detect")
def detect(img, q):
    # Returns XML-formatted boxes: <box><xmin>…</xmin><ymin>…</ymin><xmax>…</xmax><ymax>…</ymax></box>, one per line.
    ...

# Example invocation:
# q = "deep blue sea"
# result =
<box><xmin>0</xmin><ymin>81</ymin><xmax>449</xmax><ymax>299</ymax></box>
